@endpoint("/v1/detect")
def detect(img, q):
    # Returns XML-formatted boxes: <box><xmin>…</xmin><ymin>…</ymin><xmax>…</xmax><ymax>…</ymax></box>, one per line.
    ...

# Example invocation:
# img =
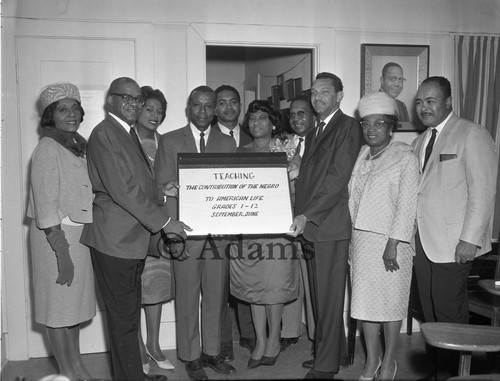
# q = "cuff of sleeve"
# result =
<box><xmin>162</xmin><ymin>217</ymin><xmax>172</xmax><ymax>229</ymax></box>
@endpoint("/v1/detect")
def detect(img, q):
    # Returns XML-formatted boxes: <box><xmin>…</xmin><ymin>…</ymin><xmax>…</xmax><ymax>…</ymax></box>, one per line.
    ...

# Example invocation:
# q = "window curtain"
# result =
<box><xmin>455</xmin><ymin>35</ymin><xmax>500</xmax><ymax>240</ymax></box>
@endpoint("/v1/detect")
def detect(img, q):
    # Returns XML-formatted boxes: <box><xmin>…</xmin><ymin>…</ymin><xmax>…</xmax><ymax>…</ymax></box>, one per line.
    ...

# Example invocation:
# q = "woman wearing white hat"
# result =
<box><xmin>27</xmin><ymin>83</ymin><xmax>96</xmax><ymax>380</ymax></box>
<box><xmin>348</xmin><ymin>92</ymin><xmax>419</xmax><ymax>381</ymax></box>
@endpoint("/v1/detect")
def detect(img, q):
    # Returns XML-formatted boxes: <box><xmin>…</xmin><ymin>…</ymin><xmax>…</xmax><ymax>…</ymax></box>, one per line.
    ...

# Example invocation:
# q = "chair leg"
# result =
<box><xmin>458</xmin><ymin>351</ymin><xmax>472</xmax><ymax>376</ymax></box>
<box><xmin>493</xmin><ymin>309</ymin><xmax>499</xmax><ymax>327</ymax></box>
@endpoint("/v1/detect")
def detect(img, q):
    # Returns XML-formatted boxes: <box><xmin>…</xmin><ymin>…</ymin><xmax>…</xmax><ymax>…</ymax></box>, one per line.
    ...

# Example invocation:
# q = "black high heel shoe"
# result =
<box><xmin>260</xmin><ymin>351</ymin><xmax>280</xmax><ymax>366</ymax></box>
<box><xmin>247</xmin><ymin>356</ymin><xmax>262</xmax><ymax>369</ymax></box>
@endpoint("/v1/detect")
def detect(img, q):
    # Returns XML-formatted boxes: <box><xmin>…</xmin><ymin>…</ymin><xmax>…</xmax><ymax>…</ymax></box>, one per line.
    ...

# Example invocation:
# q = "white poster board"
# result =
<box><xmin>178</xmin><ymin>152</ymin><xmax>293</xmax><ymax>236</ymax></box>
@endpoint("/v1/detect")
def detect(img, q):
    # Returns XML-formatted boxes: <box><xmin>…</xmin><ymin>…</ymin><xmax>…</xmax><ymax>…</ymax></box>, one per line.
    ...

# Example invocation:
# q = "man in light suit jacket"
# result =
<box><xmin>211</xmin><ymin>84</ymin><xmax>256</xmax><ymax>361</ymax></box>
<box><xmin>412</xmin><ymin>76</ymin><xmax>497</xmax><ymax>379</ymax></box>
<box><xmin>154</xmin><ymin>85</ymin><xmax>237</xmax><ymax>381</ymax></box>
<box><xmin>290</xmin><ymin>72</ymin><xmax>362</xmax><ymax>379</ymax></box>
<box><xmin>81</xmin><ymin>77</ymin><xmax>189</xmax><ymax>381</ymax></box>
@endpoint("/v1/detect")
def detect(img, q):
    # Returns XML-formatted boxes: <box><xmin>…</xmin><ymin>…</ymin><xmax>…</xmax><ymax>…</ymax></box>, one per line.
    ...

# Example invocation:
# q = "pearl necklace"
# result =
<box><xmin>359</xmin><ymin>144</ymin><xmax>390</xmax><ymax>174</ymax></box>
<box><xmin>133</xmin><ymin>126</ymin><xmax>158</xmax><ymax>162</ymax></box>
<box><xmin>368</xmin><ymin>144</ymin><xmax>389</xmax><ymax>160</ymax></box>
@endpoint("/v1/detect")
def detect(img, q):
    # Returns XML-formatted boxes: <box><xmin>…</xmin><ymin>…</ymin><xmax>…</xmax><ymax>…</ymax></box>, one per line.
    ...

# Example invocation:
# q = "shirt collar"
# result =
<box><xmin>190</xmin><ymin>123</ymin><xmax>211</xmax><ymax>139</ymax></box>
<box><xmin>217</xmin><ymin>123</ymin><xmax>239</xmax><ymax>135</ymax></box>
<box><xmin>109</xmin><ymin>112</ymin><xmax>133</xmax><ymax>131</ymax></box>
<box><xmin>320</xmin><ymin>108</ymin><xmax>340</xmax><ymax>126</ymax></box>
<box><xmin>431</xmin><ymin>111</ymin><xmax>453</xmax><ymax>135</ymax></box>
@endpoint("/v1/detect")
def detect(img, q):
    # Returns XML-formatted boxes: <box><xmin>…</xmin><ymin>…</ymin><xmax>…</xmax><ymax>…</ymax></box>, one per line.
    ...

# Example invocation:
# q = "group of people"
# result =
<box><xmin>27</xmin><ymin>70</ymin><xmax>497</xmax><ymax>381</ymax></box>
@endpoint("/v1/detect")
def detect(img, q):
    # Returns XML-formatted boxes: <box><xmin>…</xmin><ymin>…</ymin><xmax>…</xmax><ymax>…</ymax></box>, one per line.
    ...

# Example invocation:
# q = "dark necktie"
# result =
<box><xmin>296</xmin><ymin>137</ymin><xmax>304</xmax><ymax>157</ymax></box>
<box><xmin>129</xmin><ymin>127</ymin><xmax>150</xmax><ymax>165</ymax></box>
<box><xmin>229</xmin><ymin>130</ymin><xmax>237</xmax><ymax>145</ymax></box>
<box><xmin>317</xmin><ymin>121</ymin><xmax>326</xmax><ymax>135</ymax></box>
<box><xmin>423</xmin><ymin>128</ymin><xmax>437</xmax><ymax>171</ymax></box>
<box><xmin>312</xmin><ymin>121</ymin><xmax>326</xmax><ymax>145</ymax></box>
<box><xmin>200</xmin><ymin>132</ymin><xmax>206</xmax><ymax>153</ymax></box>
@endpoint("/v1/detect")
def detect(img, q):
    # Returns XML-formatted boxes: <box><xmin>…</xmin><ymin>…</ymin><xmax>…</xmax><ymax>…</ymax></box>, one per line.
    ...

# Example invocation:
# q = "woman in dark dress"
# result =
<box><xmin>230</xmin><ymin>100</ymin><xmax>300</xmax><ymax>369</ymax></box>
<box><xmin>134</xmin><ymin>86</ymin><xmax>175</xmax><ymax>373</ymax></box>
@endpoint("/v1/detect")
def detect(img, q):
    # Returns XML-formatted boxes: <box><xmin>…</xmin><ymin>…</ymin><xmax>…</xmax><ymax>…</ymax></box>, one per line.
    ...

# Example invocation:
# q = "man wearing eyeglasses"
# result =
<box><xmin>280</xmin><ymin>94</ymin><xmax>317</xmax><ymax>352</ymax></box>
<box><xmin>380</xmin><ymin>62</ymin><xmax>410</xmax><ymax>122</ymax></box>
<box><xmin>81</xmin><ymin>77</ymin><xmax>190</xmax><ymax>381</ymax></box>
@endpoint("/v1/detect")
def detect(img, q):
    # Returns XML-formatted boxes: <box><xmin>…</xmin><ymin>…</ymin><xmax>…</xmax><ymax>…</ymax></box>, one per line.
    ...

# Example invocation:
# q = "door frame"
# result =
<box><xmin>2</xmin><ymin>18</ymin><xmax>155</xmax><ymax>360</ymax></box>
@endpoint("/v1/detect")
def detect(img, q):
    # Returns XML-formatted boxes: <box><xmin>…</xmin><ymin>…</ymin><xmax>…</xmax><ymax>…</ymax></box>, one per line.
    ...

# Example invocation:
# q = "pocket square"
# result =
<box><xmin>439</xmin><ymin>154</ymin><xmax>457</xmax><ymax>162</ymax></box>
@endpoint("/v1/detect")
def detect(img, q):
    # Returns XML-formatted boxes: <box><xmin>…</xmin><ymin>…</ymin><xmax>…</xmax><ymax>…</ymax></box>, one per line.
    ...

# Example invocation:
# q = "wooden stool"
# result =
<box><xmin>421</xmin><ymin>322</ymin><xmax>500</xmax><ymax>377</ymax></box>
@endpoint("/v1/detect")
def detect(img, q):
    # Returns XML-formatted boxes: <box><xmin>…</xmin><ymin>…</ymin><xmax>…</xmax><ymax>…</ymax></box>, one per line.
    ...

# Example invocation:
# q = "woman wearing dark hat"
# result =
<box><xmin>348</xmin><ymin>92</ymin><xmax>419</xmax><ymax>381</ymax></box>
<box><xmin>27</xmin><ymin>82</ymin><xmax>96</xmax><ymax>380</ymax></box>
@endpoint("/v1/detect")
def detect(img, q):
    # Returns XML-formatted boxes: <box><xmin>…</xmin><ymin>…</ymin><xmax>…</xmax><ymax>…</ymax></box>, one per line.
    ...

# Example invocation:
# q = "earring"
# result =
<box><xmin>272</xmin><ymin>126</ymin><xmax>276</xmax><ymax>130</ymax></box>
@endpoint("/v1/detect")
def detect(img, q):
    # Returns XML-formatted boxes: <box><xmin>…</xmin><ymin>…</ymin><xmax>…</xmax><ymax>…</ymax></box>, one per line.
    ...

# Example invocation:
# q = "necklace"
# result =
<box><xmin>133</xmin><ymin>126</ymin><xmax>158</xmax><ymax>162</ymax></box>
<box><xmin>368</xmin><ymin>144</ymin><xmax>389</xmax><ymax>160</ymax></box>
<box><xmin>359</xmin><ymin>144</ymin><xmax>390</xmax><ymax>174</ymax></box>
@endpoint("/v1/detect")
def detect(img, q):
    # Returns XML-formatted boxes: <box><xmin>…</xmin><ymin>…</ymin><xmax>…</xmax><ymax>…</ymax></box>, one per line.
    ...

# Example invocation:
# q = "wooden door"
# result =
<box><xmin>16</xmin><ymin>35</ymin><xmax>135</xmax><ymax>358</ymax></box>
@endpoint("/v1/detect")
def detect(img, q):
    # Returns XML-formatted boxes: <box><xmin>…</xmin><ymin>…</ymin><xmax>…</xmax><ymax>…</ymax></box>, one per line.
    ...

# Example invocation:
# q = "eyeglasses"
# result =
<box><xmin>360</xmin><ymin>120</ymin><xmax>391</xmax><ymax>129</ymax></box>
<box><xmin>110</xmin><ymin>93</ymin><xmax>145</xmax><ymax>106</ymax></box>
<box><xmin>384</xmin><ymin>76</ymin><xmax>406</xmax><ymax>83</ymax></box>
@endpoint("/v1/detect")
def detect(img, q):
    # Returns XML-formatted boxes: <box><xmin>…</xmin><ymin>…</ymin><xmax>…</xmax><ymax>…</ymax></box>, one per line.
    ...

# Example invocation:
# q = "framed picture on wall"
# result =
<box><xmin>361</xmin><ymin>44</ymin><xmax>429</xmax><ymax>131</ymax></box>
<box><xmin>286</xmin><ymin>78</ymin><xmax>294</xmax><ymax>101</ymax></box>
<box><xmin>271</xmin><ymin>85</ymin><xmax>280</xmax><ymax>106</ymax></box>
<box><xmin>277</xmin><ymin>74</ymin><xmax>285</xmax><ymax>100</ymax></box>
<box><xmin>293</xmin><ymin>78</ymin><xmax>302</xmax><ymax>99</ymax></box>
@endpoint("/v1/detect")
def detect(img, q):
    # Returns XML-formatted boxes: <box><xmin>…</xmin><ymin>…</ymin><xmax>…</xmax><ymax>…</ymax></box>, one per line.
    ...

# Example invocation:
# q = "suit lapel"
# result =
<box><xmin>418</xmin><ymin>113</ymin><xmax>457</xmax><ymax>184</ymax></box>
<box><xmin>182</xmin><ymin>125</ymin><xmax>198</xmax><ymax>152</ymax></box>
<box><xmin>107</xmin><ymin>116</ymin><xmax>155</xmax><ymax>177</ymax></box>
<box><xmin>304</xmin><ymin>111</ymin><xmax>343</xmax><ymax>161</ymax></box>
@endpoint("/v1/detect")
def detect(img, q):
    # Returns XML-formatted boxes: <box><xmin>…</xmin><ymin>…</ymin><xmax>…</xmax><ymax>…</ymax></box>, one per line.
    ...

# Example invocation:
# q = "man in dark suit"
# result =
<box><xmin>211</xmin><ymin>84</ymin><xmax>256</xmax><ymax>361</ymax></box>
<box><xmin>281</xmin><ymin>95</ymin><xmax>317</xmax><ymax>351</ymax></box>
<box><xmin>81</xmin><ymin>77</ymin><xmax>189</xmax><ymax>381</ymax></box>
<box><xmin>290</xmin><ymin>72</ymin><xmax>362</xmax><ymax>379</ymax></box>
<box><xmin>379</xmin><ymin>62</ymin><xmax>410</xmax><ymax>122</ymax></box>
<box><xmin>212</xmin><ymin>84</ymin><xmax>253</xmax><ymax>147</ymax></box>
<box><xmin>154</xmin><ymin>85</ymin><xmax>237</xmax><ymax>381</ymax></box>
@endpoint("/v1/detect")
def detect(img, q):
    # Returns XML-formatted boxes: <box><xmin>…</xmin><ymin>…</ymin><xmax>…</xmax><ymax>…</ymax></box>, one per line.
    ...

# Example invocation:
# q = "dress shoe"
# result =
<box><xmin>200</xmin><ymin>353</ymin><xmax>236</xmax><ymax>374</ymax></box>
<box><xmin>261</xmin><ymin>350</ymin><xmax>280</xmax><ymax>366</ymax></box>
<box><xmin>185</xmin><ymin>359</ymin><xmax>208</xmax><ymax>381</ymax></box>
<box><xmin>219</xmin><ymin>340</ymin><xmax>234</xmax><ymax>362</ymax></box>
<box><xmin>239</xmin><ymin>336</ymin><xmax>256</xmax><ymax>353</ymax></box>
<box><xmin>247</xmin><ymin>356</ymin><xmax>262</xmax><ymax>369</ymax></box>
<box><xmin>146</xmin><ymin>347</ymin><xmax>175</xmax><ymax>370</ymax></box>
<box><xmin>144</xmin><ymin>374</ymin><xmax>168</xmax><ymax>381</ymax></box>
<box><xmin>280</xmin><ymin>336</ymin><xmax>299</xmax><ymax>351</ymax></box>
<box><xmin>304</xmin><ymin>369</ymin><xmax>336</xmax><ymax>379</ymax></box>
<box><xmin>302</xmin><ymin>359</ymin><xmax>314</xmax><ymax>369</ymax></box>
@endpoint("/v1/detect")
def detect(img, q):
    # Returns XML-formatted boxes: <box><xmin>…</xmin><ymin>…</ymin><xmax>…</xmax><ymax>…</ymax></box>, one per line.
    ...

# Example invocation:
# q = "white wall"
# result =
<box><xmin>2</xmin><ymin>0</ymin><xmax>500</xmax><ymax>363</ymax></box>
<box><xmin>206</xmin><ymin>59</ymin><xmax>246</xmax><ymax>125</ymax></box>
